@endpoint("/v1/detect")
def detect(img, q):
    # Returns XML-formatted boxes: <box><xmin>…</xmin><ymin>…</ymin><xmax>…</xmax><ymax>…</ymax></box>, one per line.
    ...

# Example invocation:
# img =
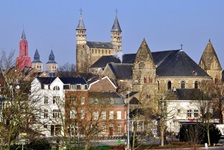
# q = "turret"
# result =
<box><xmin>111</xmin><ymin>14</ymin><xmax>122</xmax><ymax>53</ymax></box>
<box><xmin>46</xmin><ymin>50</ymin><xmax>58</xmax><ymax>76</ymax></box>
<box><xmin>32</xmin><ymin>49</ymin><xmax>43</xmax><ymax>72</ymax></box>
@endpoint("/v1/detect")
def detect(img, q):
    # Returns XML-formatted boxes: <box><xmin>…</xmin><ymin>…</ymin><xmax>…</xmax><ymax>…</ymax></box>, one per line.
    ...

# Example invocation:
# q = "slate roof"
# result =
<box><xmin>167</xmin><ymin>89</ymin><xmax>211</xmax><ymax>100</ymax></box>
<box><xmin>76</xmin><ymin>15</ymin><xmax>85</xmax><ymax>30</ymax></box>
<box><xmin>37</xmin><ymin>77</ymin><xmax>56</xmax><ymax>84</ymax></box>
<box><xmin>88</xmin><ymin>92</ymin><xmax>125</xmax><ymax>105</ymax></box>
<box><xmin>87</xmin><ymin>41</ymin><xmax>113</xmax><ymax>49</ymax></box>
<box><xmin>107</xmin><ymin>63</ymin><xmax>133</xmax><ymax>79</ymax></box>
<box><xmin>32</xmin><ymin>49</ymin><xmax>42</xmax><ymax>63</ymax></box>
<box><xmin>156</xmin><ymin>50</ymin><xmax>210</xmax><ymax>77</ymax></box>
<box><xmin>37</xmin><ymin>77</ymin><xmax>87</xmax><ymax>85</ymax></box>
<box><xmin>122</xmin><ymin>50</ymin><xmax>210</xmax><ymax>77</ymax></box>
<box><xmin>111</xmin><ymin>16</ymin><xmax>122</xmax><ymax>32</ymax></box>
<box><xmin>122</xmin><ymin>54</ymin><xmax>136</xmax><ymax>63</ymax></box>
<box><xmin>21</xmin><ymin>30</ymin><xmax>26</xmax><ymax>41</ymax></box>
<box><xmin>89</xmin><ymin>55</ymin><xmax>121</xmax><ymax>68</ymax></box>
<box><xmin>47</xmin><ymin>50</ymin><xmax>57</xmax><ymax>64</ymax></box>
<box><xmin>60</xmin><ymin>77</ymin><xmax>87</xmax><ymax>85</ymax></box>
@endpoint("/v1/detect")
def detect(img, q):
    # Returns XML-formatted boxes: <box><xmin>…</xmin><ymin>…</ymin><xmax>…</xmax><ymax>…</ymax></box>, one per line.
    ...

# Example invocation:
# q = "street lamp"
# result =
<box><xmin>127</xmin><ymin>93</ymin><xmax>130</xmax><ymax>150</ymax></box>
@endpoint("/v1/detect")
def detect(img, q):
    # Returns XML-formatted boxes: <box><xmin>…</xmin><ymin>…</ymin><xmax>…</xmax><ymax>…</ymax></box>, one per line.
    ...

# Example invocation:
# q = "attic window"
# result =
<box><xmin>53</xmin><ymin>86</ymin><xmax>60</xmax><ymax>91</ymax></box>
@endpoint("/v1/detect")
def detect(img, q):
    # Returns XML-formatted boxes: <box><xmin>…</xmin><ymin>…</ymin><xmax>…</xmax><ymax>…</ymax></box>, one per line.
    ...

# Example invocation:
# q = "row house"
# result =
<box><xmin>64</xmin><ymin>76</ymin><xmax>127</xmax><ymax>138</ymax></box>
<box><xmin>31</xmin><ymin>75</ymin><xmax>127</xmax><ymax>138</ymax></box>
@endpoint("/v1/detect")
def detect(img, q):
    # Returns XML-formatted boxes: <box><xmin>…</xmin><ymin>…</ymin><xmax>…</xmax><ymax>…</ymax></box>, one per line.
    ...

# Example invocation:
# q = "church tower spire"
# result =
<box><xmin>199</xmin><ymin>39</ymin><xmax>222</xmax><ymax>83</ymax></box>
<box><xmin>46</xmin><ymin>50</ymin><xmax>58</xmax><ymax>76</ymax></box>
<box><xmin>16</xmin><ymin>29</ymin><xmax>31</xmax><ymax>70</ymax></box>
<box><xmin>32</xmin><ymin>49</ymin><xmax>43</xmax><ymax>72</ymax></box>
<box><xmin>132</xmin><ymin>39</ymin><xmax>157</xmax><ymax>108</ymax></box>
<box><xmin>76</xmin><ymin>9</ymin><xmax>87</xmax><ymax>73</ymax></box>
<box><xmin>76</xmin><ymin>9</ymin><xmax>86</xmax><ymax>45</ymax></box>
<box><xmin>111</xmin><ymin>11</ymin><xmax>122</xmax><ymax>53</ymax></box>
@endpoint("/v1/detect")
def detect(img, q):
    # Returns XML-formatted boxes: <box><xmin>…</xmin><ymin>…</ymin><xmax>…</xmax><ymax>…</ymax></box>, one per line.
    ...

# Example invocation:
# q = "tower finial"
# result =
<box><xmin>115</xmin><ymin>9</ymin><xmax>118</xmax><ymax>16</ymax></box>
<box><xmin>181</xmin><ymin>44</ymin><xmax>183</xmax><ymax>50</ymax></box>
<box><xmin>80</xmin><ymin>8</ymin><xmax>83</xmax><ymax>16</ymax></box>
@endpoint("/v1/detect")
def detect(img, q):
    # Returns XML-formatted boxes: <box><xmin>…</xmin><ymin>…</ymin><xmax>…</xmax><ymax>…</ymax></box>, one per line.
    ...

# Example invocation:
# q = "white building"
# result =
<box><xmin>165</xmin><ymin>89</ymin><xmax>217</xmax><ymax>135</ymax></box>
<box><xmin>30</xmin><ymin>77</ymin><xmax>88</xmax><ymax>137</ymax></box>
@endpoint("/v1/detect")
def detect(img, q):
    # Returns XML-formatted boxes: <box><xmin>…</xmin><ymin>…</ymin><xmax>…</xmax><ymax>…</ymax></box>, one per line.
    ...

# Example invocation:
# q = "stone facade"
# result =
<box><xmin>76</xmin><ymin>14</ymin><xmax>122</xmax><ymax>73</ymax></box>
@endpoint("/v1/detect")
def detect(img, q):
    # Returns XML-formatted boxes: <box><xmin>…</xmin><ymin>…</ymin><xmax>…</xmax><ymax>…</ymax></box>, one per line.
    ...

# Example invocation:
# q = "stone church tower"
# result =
<box><xmin>76</xmin><ymin>13</ymin><xmax>87</xmax><ymax>73</ymax></box>
<box><xmin>46</xmin><ymin>50</ymin><xmax>58</xmax><ymax>76</ymax></box>
<box><xmin>76</xmin><ymin>12</ymin><xmax>122</xmax><ymax>73</ymax></box>
<box><xmin>199</xmin><ymin>39</ymin><xmax>222</xmax><ymax>83</ymax></box>
<box><xmin>111</xmin><ymin>15</ymin><xmax>122</xmax><ymax>53</ymax></box>
<box><xmin>16</xmin><ymin>30</ymin><xmax>31</xmax><ymax>70</ymax></box>
<box><xmin>132</xmin><ymin>39</ymin><xmax>157</xmax><ymax>103</ymax></box>
<box><xmin>32</xmin><ymin>49</ymin><xmax>43</xmax><ymax>72</ymax></box>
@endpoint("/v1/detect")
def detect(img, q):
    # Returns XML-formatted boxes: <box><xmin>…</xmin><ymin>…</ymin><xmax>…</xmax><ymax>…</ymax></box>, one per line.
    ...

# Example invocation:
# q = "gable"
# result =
<box><xmin>88</xmin><ymin>76</ymin><xmax>117</xmax><ymax>92</ymax></box>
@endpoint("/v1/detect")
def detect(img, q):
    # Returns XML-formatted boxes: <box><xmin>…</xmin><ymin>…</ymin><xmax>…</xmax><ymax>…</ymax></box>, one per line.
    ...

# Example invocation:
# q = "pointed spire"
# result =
<box><xmin>76</xmin><ymin>9</ymin><xmax>85</xmax><ymax>30</ymax></box>
<box><xmin>199</xmin><ymin>39</ymin><xmax>222</xmax><ymax>70</ymax></box>
<box><xmin>135</xmin><ymin>38</ymin><xmax>154</xmax><ymax>62</ymax></box>
<box><xmin>33</xmin><ymin>49</ymin><xmax>41</xmax><ymax>62</ymax></box>
<box><xmin>111</xmin><ymin>15</ymin><xmax>122</xmax><ymax>32</ymax></box>
<box><xmin>47</xmin><ymin>50</ymin><xmax>56</xmax><ymax>63</ymax></box>
<box><xmin>21</xmin><ymin>29</ymin><xmax>26</xmax><ymax>41</ymax></box>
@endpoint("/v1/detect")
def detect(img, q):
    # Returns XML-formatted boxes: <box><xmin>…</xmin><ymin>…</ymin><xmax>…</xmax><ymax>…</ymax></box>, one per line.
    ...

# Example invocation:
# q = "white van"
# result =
<box><xmin>216</xmin><ymin>124</ymin><xmax>224</xmax><ymax>138</ymax></box>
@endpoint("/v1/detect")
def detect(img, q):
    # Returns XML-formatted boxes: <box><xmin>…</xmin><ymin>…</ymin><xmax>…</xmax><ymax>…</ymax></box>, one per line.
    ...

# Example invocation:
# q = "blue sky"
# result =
<box><xmin>0</xmin><ymin>0</ymin><xmax>224</xmax><ymax>69</ymax></box>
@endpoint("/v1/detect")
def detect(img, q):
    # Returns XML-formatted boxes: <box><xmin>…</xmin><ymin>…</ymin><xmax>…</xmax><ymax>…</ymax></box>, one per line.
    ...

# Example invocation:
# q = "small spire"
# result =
<box><xmin>76</xmin><ymin>9</ymin><xmax>85</xmax><ymax>30</ymax></box>
<box><xmin>115</xmin><ymin>9</ymin><xmax>118</xmax><ymax>16</ymax></box>
<box><xmin>21</xmin><ymin>29</ymin><xmax>26</xmax><ymax>40</ymax></box>
<box><xmin>181</xmin><ymin>44</ymin><xmax>183</xmax><ymax>50</ymax></box>
<box><xmin>33</xmin><ymin>49</ymin><xmax>41</xmax><ymax>62</ymax></box>
<box><xmin>80</xmin><ymin>8</ymin><xmax>83</xmax><ymax>16</ymax></box>
<box><xmin>208</xmin><ymin>39</ymin><xmax>211</xmax><ymax>43</ymax></box>
<box><xmin>111</xmin><ymin>14</ymin><xmax>122</xmax><ymax>32</ymax></box>
<box><xmin>47</xmin><ymin>50</ymin><xmax>56</xmax><ymax>63</ymax></box>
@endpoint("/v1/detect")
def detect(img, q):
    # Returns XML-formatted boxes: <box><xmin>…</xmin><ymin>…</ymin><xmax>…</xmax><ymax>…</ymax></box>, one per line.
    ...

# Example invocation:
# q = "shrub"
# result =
<box><xmin>179</xmin><ymin>123</ymin><xmax>221</xmax><ymax>145</ymax></box>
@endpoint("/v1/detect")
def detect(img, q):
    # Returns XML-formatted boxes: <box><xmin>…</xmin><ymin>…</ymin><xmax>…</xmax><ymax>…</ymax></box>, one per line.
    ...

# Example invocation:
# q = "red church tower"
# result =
<box><xmin>16</xmin><ymin>30</ymin><xmax>31</xmax><ymax>70</ymax></box>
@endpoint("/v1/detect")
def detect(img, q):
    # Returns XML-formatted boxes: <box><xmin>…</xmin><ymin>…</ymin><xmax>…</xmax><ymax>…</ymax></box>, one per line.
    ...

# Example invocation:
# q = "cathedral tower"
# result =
<box><xmin>111</xmin><ymin>15</ymin><xmax>122</xmax><ymax>53</ymax></box>
<box><xmin>16</xmin><ymin>30</ymin><xmax>31</xmax><ymax>70</ymax></box>
<box><xmin>76</xmin><ymin>11</ymin><xmax>87</xmax><ymax>73</ymax></box>
<box><xmin>199</xmin><ymin>39</ymin><xmax>222</xmax><ymax>84</ymax></box>
<box><xmin>46</xmin><ymin>50</ymin><xmax>58</xmax><ymax>76</ymax></box>
<box><xmin>32</xmin><ymin>49</ymin><xmax>43</xmax><ymax>72</ymax></box>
